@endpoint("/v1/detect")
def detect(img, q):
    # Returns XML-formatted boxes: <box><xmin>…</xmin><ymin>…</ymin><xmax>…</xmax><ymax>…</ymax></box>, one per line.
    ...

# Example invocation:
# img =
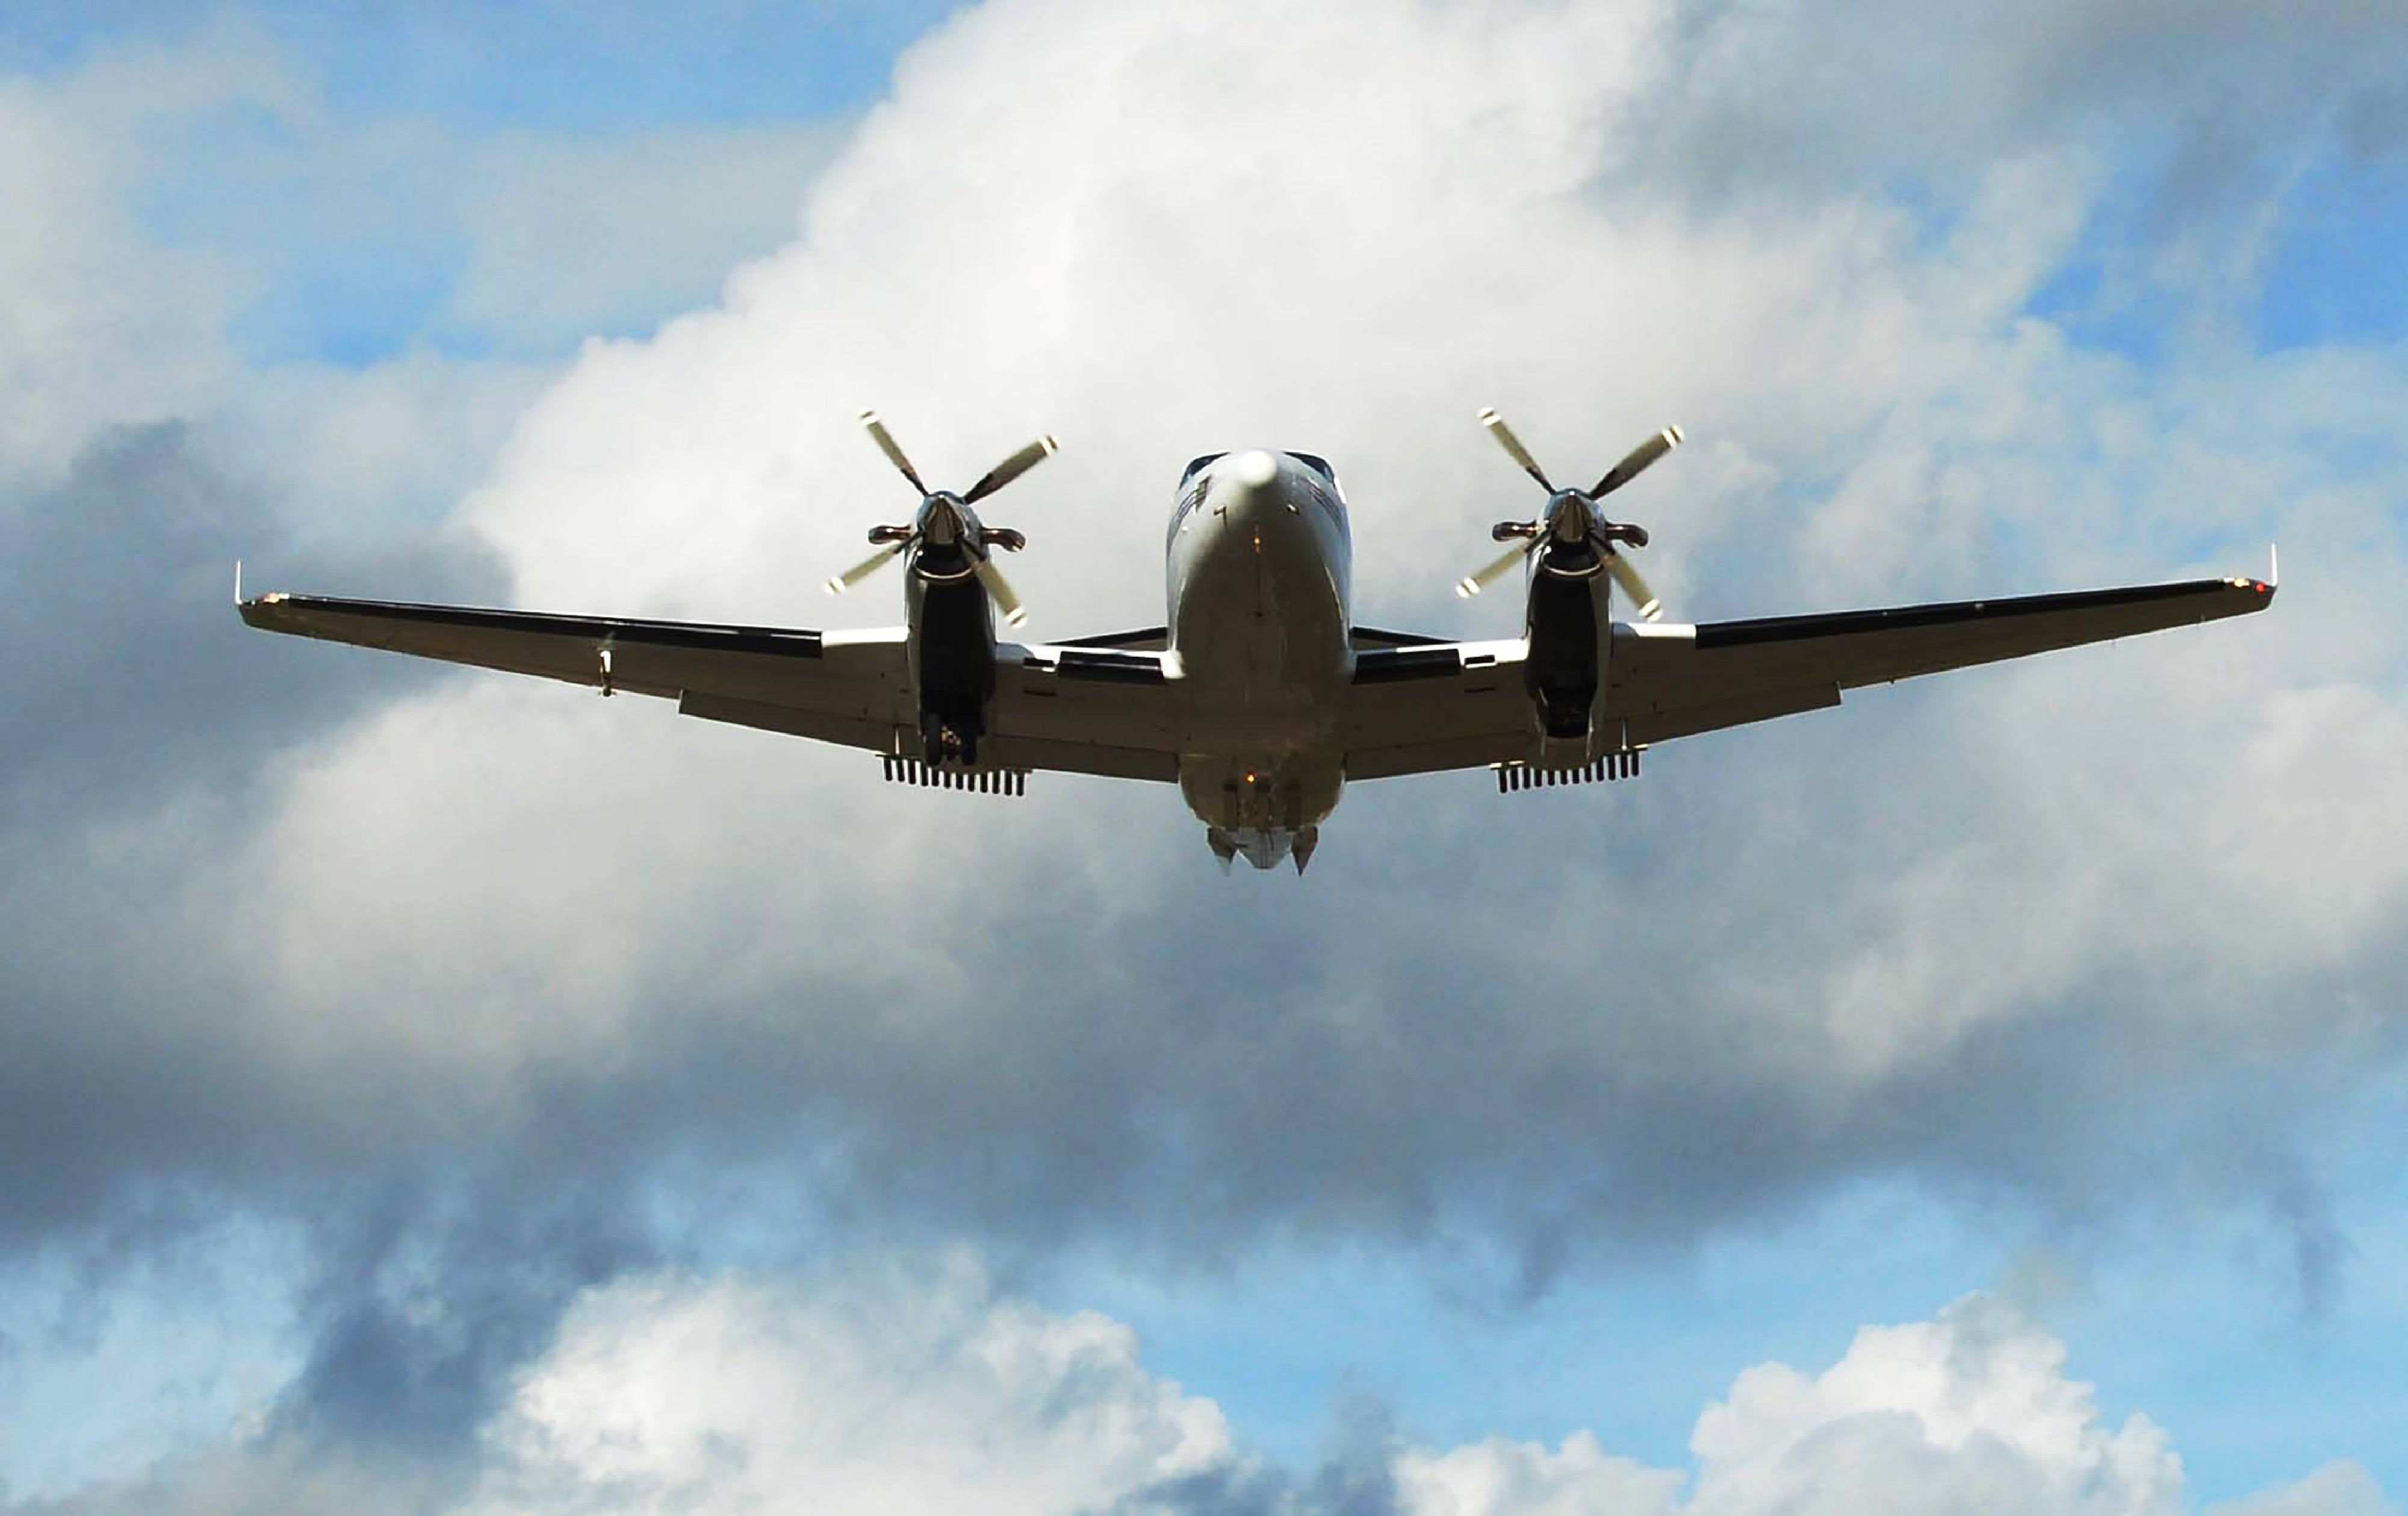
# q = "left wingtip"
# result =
<box><xmin>234</xmin><ymin>561</ymin><xmax>294</xmax><ymax>626</ymax></box>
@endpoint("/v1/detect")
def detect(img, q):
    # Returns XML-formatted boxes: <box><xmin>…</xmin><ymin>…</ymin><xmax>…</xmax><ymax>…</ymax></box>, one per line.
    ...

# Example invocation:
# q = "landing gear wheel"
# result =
<box><xmin>919</xmin><ymin>710</ymin><xmax>982</xmax><ymax>768</ymax></box>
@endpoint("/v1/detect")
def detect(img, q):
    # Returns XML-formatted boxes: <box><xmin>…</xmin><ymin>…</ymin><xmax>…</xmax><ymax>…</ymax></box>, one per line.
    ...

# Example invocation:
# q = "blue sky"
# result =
<box><xmin>4</xmin><ymin>4</ymin><xmax>2406</xmax><ymax>1513</ymax></box>
<box><xmin>1</xmin><ymin>4</ymin><xmax>957</xmax><ymax>123</ymax></box>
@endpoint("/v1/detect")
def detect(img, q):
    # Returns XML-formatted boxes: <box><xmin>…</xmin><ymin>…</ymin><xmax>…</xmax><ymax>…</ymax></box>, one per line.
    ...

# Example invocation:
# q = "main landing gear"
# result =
<box><xmin>920</xmin><ymin>710</ymin><xmax>981</xmax><ymax>768</ymax></box>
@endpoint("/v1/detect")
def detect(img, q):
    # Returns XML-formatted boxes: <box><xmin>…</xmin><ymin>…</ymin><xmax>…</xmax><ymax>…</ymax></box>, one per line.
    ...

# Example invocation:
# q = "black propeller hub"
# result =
<box><xmin>918</xmin><ymin>491</ymin><xmax>972</xmax><ymax>548</ymax></box>
<box><xmin>1545</xmin><ymin>489</ymin><xmax>1595</xmax><ymax>544</ymax></box>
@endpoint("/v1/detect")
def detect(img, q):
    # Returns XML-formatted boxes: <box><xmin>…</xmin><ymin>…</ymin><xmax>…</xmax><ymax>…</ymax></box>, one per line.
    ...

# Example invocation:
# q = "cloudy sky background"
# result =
<box><xmin>4</xmin><ymin>2</ymin><xmax>2406</xmax><ymax>1510</ymax></box>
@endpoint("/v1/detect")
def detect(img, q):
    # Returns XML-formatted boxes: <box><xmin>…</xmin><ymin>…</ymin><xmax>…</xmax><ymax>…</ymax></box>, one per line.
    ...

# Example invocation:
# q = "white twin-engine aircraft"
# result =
<box><xmin>241</xmin><ymin>409</ymin><xmax>2276</xmax><ymax>872</ymax></box>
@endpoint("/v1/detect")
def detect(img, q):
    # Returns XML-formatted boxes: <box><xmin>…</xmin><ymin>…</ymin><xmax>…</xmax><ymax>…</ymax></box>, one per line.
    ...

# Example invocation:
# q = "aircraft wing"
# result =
<box><xmin>1342</xmin><ymin>638</ymin><xmax>1537</xmax><ymax>780</ymax></box>
<box><xmin>1339</xmin><ymin>571</ymin><xmax>2274</xmax><ymax>779</ymax></box>
<box><xmin>238</xmin><ymin>591</ymin><xmax>1188</xmax><ymax>780</ymax></box>
<box><xmin>1605</xmin><ymin>572</ymin><xmax>2276</xmax><ymax>746</ymax></box>
<box><xmin>982</xmin><ymin>641</ymin><xmax>1181</xmax><ymax>781</ymax></box>
<box><xmin>240</xmin><ymin>590</ymin><xmax>915</xmax><ymax>752</ymax></box>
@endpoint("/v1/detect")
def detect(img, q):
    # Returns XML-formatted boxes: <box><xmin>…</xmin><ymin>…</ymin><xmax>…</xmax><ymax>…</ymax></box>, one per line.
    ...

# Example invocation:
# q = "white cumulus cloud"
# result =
<box><xmin>462</xmin><ymin>1258</ymin><xmax>1232</xmax><ymax>1516</ymax></box>
<box><xmin>31</xmin><ymin>1279</ymin><xmax>2378</xmax><ymax>1515</ymax></box>
<box><xmin>1392</xmin><ymin>1293</ymin><xmax>2378</xmax><ymax>1516</ymax></box>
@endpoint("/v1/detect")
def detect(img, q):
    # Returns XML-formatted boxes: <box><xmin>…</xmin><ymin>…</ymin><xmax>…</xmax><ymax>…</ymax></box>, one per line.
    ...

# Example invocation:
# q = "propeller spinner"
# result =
<box><xmin>1456</xmin><ymin>408</ymin><xmax>1680</xmax><ymax>621</ymax></box>
<box><xmin>824</xmin><ymin>409</ymin><xmax>1054</xmax><ymax>627</ymax></box>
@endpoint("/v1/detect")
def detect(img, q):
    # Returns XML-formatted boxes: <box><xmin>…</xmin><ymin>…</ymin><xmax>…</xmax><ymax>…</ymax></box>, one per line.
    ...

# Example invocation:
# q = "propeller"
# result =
<box><xmin>824</xmin><ymin>409</ymin><xmax>1053</xmax><ymax>627</ymax></box>
<box><xmin>1456</xmin><ymin>408</ymin><xmax>1680</xmax><ymax>621</ymax></box>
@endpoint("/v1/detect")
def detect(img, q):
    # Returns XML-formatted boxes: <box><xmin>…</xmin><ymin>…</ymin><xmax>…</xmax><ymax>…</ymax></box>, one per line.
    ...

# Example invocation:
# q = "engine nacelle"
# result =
<box><xmin>908</xmin><ymin>571</ymin><xmax>998</xmax><ymax>764</ymax></box>
<box><xmin>1523</xmin><ymin>565</ymin><xmax>1606</xmax><ymax>744</ymax></box>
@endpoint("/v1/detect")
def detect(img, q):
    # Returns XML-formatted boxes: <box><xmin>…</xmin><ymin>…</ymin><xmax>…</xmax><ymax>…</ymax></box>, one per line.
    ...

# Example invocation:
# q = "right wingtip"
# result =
<box><xmin>2223</xmin><ymin>546</ymin><xmax>2277</xmax><ymax>609</ymax></box>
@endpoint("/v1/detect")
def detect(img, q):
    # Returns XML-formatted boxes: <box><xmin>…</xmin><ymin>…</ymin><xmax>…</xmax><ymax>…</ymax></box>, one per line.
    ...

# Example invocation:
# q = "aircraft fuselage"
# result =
<box><xmin>1165</xmin><ymin>449</ymin><xmax>1356</xmax><ymax>870</ymax></box>
<box><xmin>905</xmin><ymin>444</ymin><xmax>1613</xmax><ymax>869</ymax></box>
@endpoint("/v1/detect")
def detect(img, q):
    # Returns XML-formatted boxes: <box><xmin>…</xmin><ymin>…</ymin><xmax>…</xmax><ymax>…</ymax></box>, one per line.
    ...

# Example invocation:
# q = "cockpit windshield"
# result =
<box><xmin>1286</xmin><ymin>452</ymin><xmax>1335</xmax><ymax>482</ymax></box>
<box><xmin>1179</xmin><ymin>453</ymin><xmax>1228</xmax><ymax>485</ymax></box>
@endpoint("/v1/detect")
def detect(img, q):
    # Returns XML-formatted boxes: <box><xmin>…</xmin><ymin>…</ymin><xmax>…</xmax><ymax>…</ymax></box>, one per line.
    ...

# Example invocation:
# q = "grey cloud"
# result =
<box><xmin>92</xmin><ymin>747</ymin><xmax>2354</xmax><ymax>1480</ymax></box>
<box><xmin>631</xmin><ymin>847</ymin><xmax>2362</xmax><ymax>1304</ymax></box>
<box><xmin>1631</xmin><ymin>0</ymin><xmax>2408</xmax><ymax>203</ymax></box>
<box><xmin>2336</xmin><ymin>76</ymin><xmax>2408</xmax><ymax>163</ymax></box>
<box><xmin>1624</xmin><ymin>0</ymin><xmax>2408</xmax><ymax>334</ymax></box>
<box><xmin>1120</xmin><ymin>1465</ymin><xmax>1308</xmax><ymax>1516</ymax></box>
<box><xmin>1109</xmin><ymin>1418</ymin><xmax>1415</xmax><ymax>1516</ymax></box>
<box><xmin>0</xmin><ymin>421</ymin><xmax>505</xmax><ymax>822</ymax></box>
<box><xmin>264</xmin><ymin>1173</ymin><xmax>660</xmax><ymax>1463</ymax></box>
<box><xmin>0</xmin><ymin>419</ymin><xmax>508</xmax><ymax>1305</ymax></box>
<box><xmin>0</xmin><ymin>412</ymin><xmax>507</xmax><ymax>1258</ymax></box>
<box><xmin>4</xmin><ymin>1443</ymin><xmax>442</xmax><ymax>1516</ymax></box>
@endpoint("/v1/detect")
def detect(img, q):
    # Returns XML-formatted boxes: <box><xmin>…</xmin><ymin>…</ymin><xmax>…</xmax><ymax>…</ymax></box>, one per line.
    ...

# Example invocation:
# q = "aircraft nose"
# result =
<box><xmin>1207</xmin><ymin>450</ymin><xmax>1284</xmax><ymax>524</ymax></box>
<box><xmin>1228</xmin><ymin>450</ymin><xmax>1279</xmax><ymax>489</ymax></box>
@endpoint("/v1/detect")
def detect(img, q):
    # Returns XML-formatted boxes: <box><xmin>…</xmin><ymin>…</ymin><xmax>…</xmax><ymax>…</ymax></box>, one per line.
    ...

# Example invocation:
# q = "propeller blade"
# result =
<box><xmin>963</xmin><ymin>435</ymin><xmax>1060</xmax><ymax>505</ymax></box>
<box><xmin>1592</xmin><ymin>424</ymin><xmax>1683</xmax><ymax>497</ymax></box>
<box><xmin>1478</xmin><ymin>408</ymin><xmax>1553</xmax><ymax>492</ymax></box>
<box><xmin>1604</xmin><ymin>550</ymin><xmax>1663</xmax><ymax>621</ymax></box>
<box><xmin>974</xmin><ymin>555</ymin><xmax>1028</xmax><ymax>626</ymax></box>
<box><xmin>825</xmin><ymin>542</ymin><xmax>906</xmax><ymax>595</ymax></box>
<box><xmin>1456</xmin><ymin>540</ymin><xmax>1533</xmax><ymax>598</ymax></box>
<box><xmin>860</xmin><ymin>409</ymin><xmax>928</xmax><ymax>495</ymax></box>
